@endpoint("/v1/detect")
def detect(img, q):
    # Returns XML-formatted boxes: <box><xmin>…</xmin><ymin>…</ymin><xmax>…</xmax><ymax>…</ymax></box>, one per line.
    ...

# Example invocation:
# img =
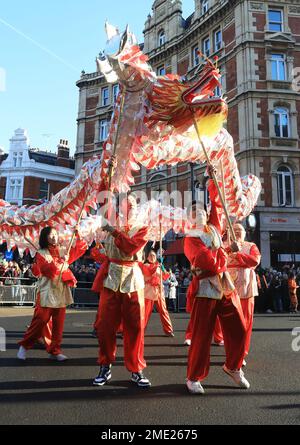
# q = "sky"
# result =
<box><xmin>0</xmin><ymin>0</ymin><xmax>195</xmax><ymax>156</ymax></box>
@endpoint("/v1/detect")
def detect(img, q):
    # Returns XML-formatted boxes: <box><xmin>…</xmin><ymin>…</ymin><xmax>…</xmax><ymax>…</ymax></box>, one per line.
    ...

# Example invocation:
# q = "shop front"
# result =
<box><xmin>259</xmin><ymin>210</ymin><xmax>300</xmax><ymax>268</ymax></box>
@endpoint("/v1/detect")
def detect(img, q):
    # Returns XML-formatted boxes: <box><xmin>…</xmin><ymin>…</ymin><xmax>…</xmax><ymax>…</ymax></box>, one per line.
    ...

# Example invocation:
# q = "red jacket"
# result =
<box><xmin>32</xmin><ymin>239</ymin><xmax>87</xmax><ymax>287</ymax></box>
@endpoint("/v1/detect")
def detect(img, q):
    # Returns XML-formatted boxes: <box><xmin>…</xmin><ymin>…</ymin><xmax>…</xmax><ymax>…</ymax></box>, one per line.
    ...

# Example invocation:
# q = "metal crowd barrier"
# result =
<box><xmin>176</xmin><ymin>286</ymin><xmax>188</xmax><ymax>312</ymax></box>
<box><xmin>71</xmin><ymin>281</ymin><xmax>99</xmax><ymax>307</ymax></box>
<box><xmin>72</xmin><ymin>283</ymin><xmax>189</xmax><ymax>311</ymax></box>
<box><xmin>0</xmin><ymin>277</ymin><xmax>38</xmax><ymax>307</ymax></box>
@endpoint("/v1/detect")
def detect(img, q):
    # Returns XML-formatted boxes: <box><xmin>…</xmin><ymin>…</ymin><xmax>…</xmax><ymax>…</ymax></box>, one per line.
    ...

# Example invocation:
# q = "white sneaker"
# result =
<box><xmin>186</xmin><ymin>379</ymin><xmax>205</xmax><ymax>394</ymax></box>
<box><xmin>242</xmin><ymin>359</ymin><xmax>247</xmax><ymax>367</ymax></box>
<box><xmin>49</xmin><ymin>353</ymin><xmax>68</xmax><ymax>362</ymax></box>
<box><xmin>184</xmin><ymin>339</ymin><xmax>191</xmax><ymax>346</ymax></box>
<box><xmin>17</xmin><ymin>346</ymin><xmax>27</xmax><ymax>360</ymax></box>
<box><xmin>214</xmin><ymin>340</ymin><xmax>224</xmax><ymax>346</ymax></box>
<box><xmin>223</xmin><ymin>364</ymin><xmax>250</xmax><ymax>389</ymax></box>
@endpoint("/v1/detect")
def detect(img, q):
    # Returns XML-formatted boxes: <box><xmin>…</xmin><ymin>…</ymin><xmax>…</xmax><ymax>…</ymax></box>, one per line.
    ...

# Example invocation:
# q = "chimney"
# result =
<box><xmin>57</xmin><ymin>139</ymin><xmax>70</xmax><ymax>168</ymax></box>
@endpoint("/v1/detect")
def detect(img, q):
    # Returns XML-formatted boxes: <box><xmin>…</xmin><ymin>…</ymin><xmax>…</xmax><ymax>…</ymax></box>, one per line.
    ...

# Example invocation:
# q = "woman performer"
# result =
<box><xmin>17</xmin><ymin>226</ymin><xmax>87</xmax><ymax>361</ymax></box>
<box><xmin>140</xmin><ymin>250</ymin><xmax>174</xmax><ymax>337</ymax></box>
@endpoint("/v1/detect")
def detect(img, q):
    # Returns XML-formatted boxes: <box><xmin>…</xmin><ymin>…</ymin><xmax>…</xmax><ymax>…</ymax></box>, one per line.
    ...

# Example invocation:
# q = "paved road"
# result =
<box><xmin>0</xmin><ymin>308</ymin><xmax>299</xmax><ymax>425</ymax></box>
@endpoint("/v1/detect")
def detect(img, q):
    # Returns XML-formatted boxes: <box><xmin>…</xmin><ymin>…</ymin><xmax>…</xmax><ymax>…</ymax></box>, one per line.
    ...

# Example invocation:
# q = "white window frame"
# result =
<box><xmin>101</xmin><ymin>87</ymin><xmax>109</xmax><ymax>107</ymax></box>
<box><xmin>268</xmin><ymin>9</ymin><xmax>283</xmax><ymax>32</ymax></box>
<box><xmin>277</xmin><ymin>166</ymin><xmax>294</xmax><ymax>207</ymax></box>
<box><xmin>9</xmin><ymin>178</ymin><xmax>22</xmax><ymax>201</ymax></box>
<box><xmin>113</xmin><ymin>84</ymin><xmax>119</xmax><ymax>104</ymax></box>
<box><xmin>214</xmin><ymin>29</ymin><xmax>222</xmax><ymax>52</ymax></box>
<box><xmin>271</xmin><ymin>54</ymin><xmax>286</xmax><ymax>81</ymax></box>
<box><xmin>202</xmin><ymin>0</ymin><xmax>209</xmax><ymax>15</ymax></box>
<box><xmin>39</xmin><ymin>180</ymin><xmax>49</xmax><ymax>201</ymax></box>
<box><xmin>202</xmin><ymin>37</ymin><xmax>210</xmax><ymax>58</ymax></box>
<box><xmin>204</xmin><ymin>180</ymin><xmax>210</xmax><ymax>207</ymax></box>
<box><xmin>214</xmin><ymin>71</ymin><xmax>224</xmax><ymax>96</ymax></box>
<box><xmin>13</xmin><ymin>152</ymin><xmax>23</xmax><ymax>168</ymax></box>
<box><xmin>274</xmin><ymin>107</ymin><xmax>290</xmax><ymax>138</ymax></box>
<box><xmin>100</xmin><ymin>120</ymin><xmax>109</xmax><ymax>142</ymax></box>
<box><xmin>214</xmin><ymin>84</ymin><xmax>221</xmax><ymax>97</ymax></box>
<box><xmin>158</xmin><ymin>30</ymin><xmax>166</xmax><ymax>46</ymax></box>
<box><xmin>157</xmin><ymin>65</ymin><xmax>166</xmax><ymax>76</ymax></box>
<box><xmin>194</xmin><ymin>182</ymin><xmax>202</xmax><ymax>202</ymax></box>
<box><xmin>192</xmin><ymin>45</ymin><xmax>200</xmax><ymax>67</ymax></box>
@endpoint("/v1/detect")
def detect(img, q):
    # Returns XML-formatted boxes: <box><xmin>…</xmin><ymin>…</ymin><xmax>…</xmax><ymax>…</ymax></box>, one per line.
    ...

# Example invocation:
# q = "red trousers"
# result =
<box><xmin>185</xmin><ymin>316</ymin><xmax>223</xmax><ymax>343</ymax></box>
<box><xmin>213</xmin><ymin>317</ymin><xmax>224</xmax><ymax>343</ymax></box>
<box><xmin>144</xmin><ymin>296</ymin><xmax>173</xmax><ymax>335</ymax></box>
<box><xmin>241</xmin><ymin>297</ymin><xmax>255</xmax><ymax>356</ymax></box>
<box><xmin>210</xmin><ymin>298</ymin><xmax>255</xmax><ymax>355</ymax></box>
<box><xmin>187</xmin><ymin>294</ymin><xmax>246</xmax><ymax>382</ymax></box>
<box><xmin>19</xmin><ymin>302</ymin><xmax>66</xmax><ymax>356</ymax></box>
<box><xmin>42</xmin><ymin>318</ymin><xmax>53</xmax><ymax>347</ymax></box>
<box><xmin>33</xmin><ymin>298</ymin><xmax>53</xmax><ymax>347</ymax></box>
<box><xmin>95</xmin><ymin>288</ymin><xmax>146</xmax><ymax>373</ymax></box>
<box><xmin>185</xmin><ymin>318</ymin><xmax>192</xmax><ymax>341</ymax></box>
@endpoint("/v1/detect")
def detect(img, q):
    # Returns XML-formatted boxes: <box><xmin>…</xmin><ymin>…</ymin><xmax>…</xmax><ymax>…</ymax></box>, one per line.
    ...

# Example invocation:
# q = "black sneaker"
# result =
<box><xmin>93</xmin><ymin>365</ymin><xmax>112</xmax><ymax>386</ymax></box>
<box><xmin>131</xmin><ymin>371</ymin><xmax>151</xmax><ymax>388</ymax></box>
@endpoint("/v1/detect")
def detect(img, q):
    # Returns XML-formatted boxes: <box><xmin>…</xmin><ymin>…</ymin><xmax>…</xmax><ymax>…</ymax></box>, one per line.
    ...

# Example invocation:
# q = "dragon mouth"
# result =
<box><xmin>181</xmin><ymin>68</ymin><xmax>221</xmax><ymax>106</ymax></box>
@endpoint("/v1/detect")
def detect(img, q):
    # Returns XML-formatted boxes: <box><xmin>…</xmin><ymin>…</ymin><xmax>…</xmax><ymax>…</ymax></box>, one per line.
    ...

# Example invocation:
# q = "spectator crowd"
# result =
<box><xmin>0</xmin><ymin>249</ymin><xmax>298</xmax><ymax>313</ymax></box>
<box><xmin>0</xmin><ymin>256</ymin><xmax>36</xmax><ymax>286</ymax></box>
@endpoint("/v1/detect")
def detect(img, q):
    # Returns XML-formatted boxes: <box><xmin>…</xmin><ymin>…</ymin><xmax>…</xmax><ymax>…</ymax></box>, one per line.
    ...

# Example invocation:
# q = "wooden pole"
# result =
<box><xmin>24</xmin><ymin>236</ymin><xmax>38</xmax><ymax>252</ymax></box>
<box><xmin>107</xmin><ymin>86</ymin><xmax>127</xmax><ymax>192</ymax></box>
<box><xmin>58</xmin><ymin>192</ymin><xmax>89</xmax><ymax>280</ymax></box>
<box><xmin>159</xmin><ymin>200</ymin><xmax>163</xmax><ymax>301</ymax></box>
<box><xmin>192</xmin><ymin>115</ymin><xmax>236</xmax><ymax>241</ymax></box>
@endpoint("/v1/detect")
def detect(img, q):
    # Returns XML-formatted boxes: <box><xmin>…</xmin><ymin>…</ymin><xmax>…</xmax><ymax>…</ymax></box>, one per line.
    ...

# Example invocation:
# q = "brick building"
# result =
<box><xmin>0</xmin><ymin>128</ymin><xmax>75</xmax><ymax>206</ymax></box>
<box><xmin>75</xmin><ymin>0</ymin><xmax>300</xmax><ymax>268</ymax></box>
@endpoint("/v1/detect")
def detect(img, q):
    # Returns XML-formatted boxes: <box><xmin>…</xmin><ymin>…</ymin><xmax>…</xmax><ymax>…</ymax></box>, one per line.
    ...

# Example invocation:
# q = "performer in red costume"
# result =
<box><xmin>184</xmin><ymin>171</ymin><xmax>249</xmax><ymax>394</ymax></box>
<box><xmin>90</xmin><ymin>245</ymin><xmax>124</xmax><ymax>339</ymax></box>
<box><xmin>92</xmin><ymin>193</ymin><xmax>151</xmax><ymax>388</ymax></box>
<box><xmin>17</xmin><ymin>226</ymin><xmax>87</xmax><ymax>361</ymax></box>
<box><xmin>140</xmin><ymin>250</ymin><xmax>174</xmax><ymax>337</ymax></box>
<box><xmin>184</xmin><ymin>292</ymin><xmax>224</xmax><ymax>346</ymax></box>
<box><xmin>226</xmin><ymin>223</ymin><xmax>261</xmax><ymax>365</ymax></box>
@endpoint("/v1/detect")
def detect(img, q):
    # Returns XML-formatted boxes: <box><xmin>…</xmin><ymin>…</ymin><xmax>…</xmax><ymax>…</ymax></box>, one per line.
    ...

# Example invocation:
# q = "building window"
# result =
<box><xmin>214</xmin><ymin>29</ymin><xmax>222</xmax><ymax>52</ymax></box>
<box><xmin>214</xmin><ymin>84</ymin><xmax>221</xmax><ymax>97</ymax></box>
<box><xmin>274</xmin><ymin>107</ymin><xmax>290</xmax><ymax>138</ymax></box>
<box><xmin>201</xmin><ymin>0</ymin><xmax>209</xmax><ymax>15</ymax></box>
<box><xmin>13</xmin><ymin>152</ymin><xmax>23</xmax><ymax>168</ymax></box>
<box><xmin>101</xmin><ymin>87</ymin><xmax>109</xmax><ymax>107</ymax></box>
<box><xmin>9</xmin><ymin>178</ymin><xmax>22</xmax><ymax>200</ymax></box>
<box><xmin>192</xmin><ymin>45</ymin><xmax>200</xmax><ymax>67</ymax></box>
<box><xmin>113</xmin><ymin>84</ymin><xmax>119</xmax><ymax>104</ymax></box>
<box><xmin>277</xmin><ymin>166</ymin><xmax>293</xmax><ymax>207</ymax></box>
<box><xmin>194</xmin><ymin>182</ymin><xmax>202</xmax><ymax>201</ymax></box>
<box><xmin>204</xmin><ymin>180</ymin><xmax>210</xmax><ymax>207</ymax></box>
<box><xmin>39</xmin><ymin>180</ymin><xmax>49</xmax><ymax>201</ymax></box>
<box><xmin>158</xmin><ymin>30</ymin><xmax>166</xmax><ymax>46</ymax></box>
<box><xmin>100</xmin><ymin>120</ymin><xmax>109</xmax><ymax>141</ymax></box>
<box><xmin>214</xmin><ymin>71</ymin><xmax>224</xmax><ymax>96</ymax></box>
<box><xmin>268</xmin><ymin>9</ymin><xmax>283</xmax><ymax>32</ymax></box>
<box><xmin>202</xmin><ymin>37</ymin><xmax>210</xmax><ymax>58</ymax></box>
<box><xmin>157</xmin><ymin>65</ymin><xmax>166</xmax><ymax>76</ymax></box>
<box><xmin>271</xmin><ymin>54</ymin><xmax>286</xmax><ymax>81</ymax></box>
